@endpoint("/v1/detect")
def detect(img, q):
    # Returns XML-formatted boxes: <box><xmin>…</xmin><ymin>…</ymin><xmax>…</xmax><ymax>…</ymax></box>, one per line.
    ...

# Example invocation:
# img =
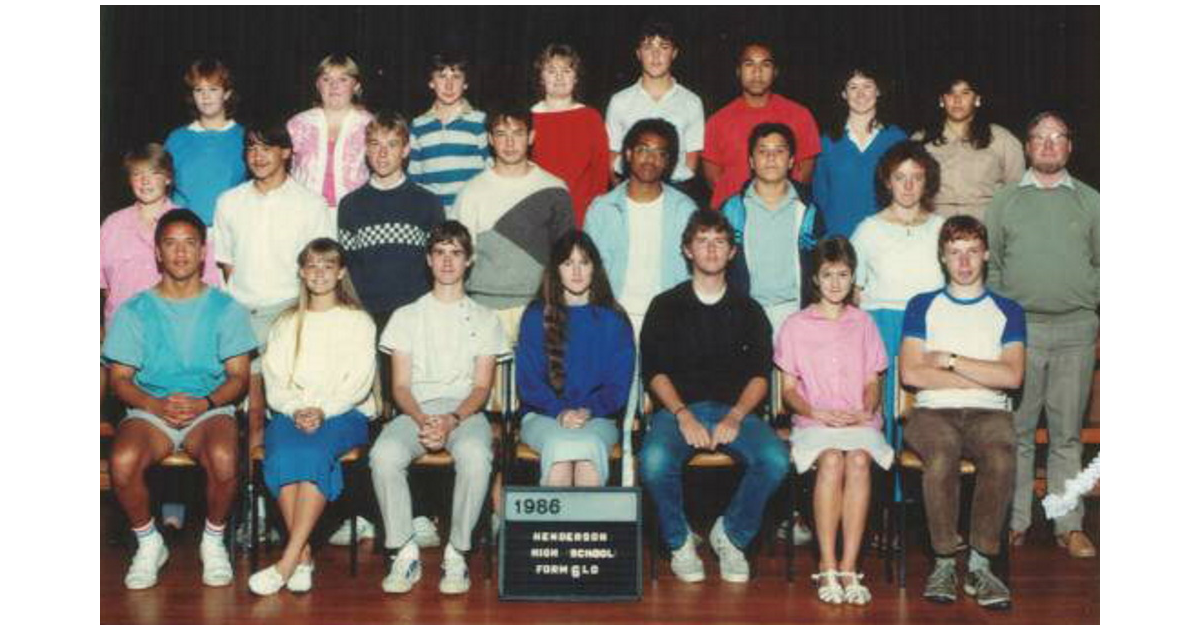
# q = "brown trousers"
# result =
<box><xmin>904</xmin><ymin>407</ymin><xmax>1015</xmax><ymax>556</ymax></box>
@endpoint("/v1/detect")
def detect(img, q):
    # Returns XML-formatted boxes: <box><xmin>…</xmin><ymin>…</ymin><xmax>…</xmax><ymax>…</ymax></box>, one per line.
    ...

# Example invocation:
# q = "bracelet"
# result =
<box><xmin>670</xmin><ymin>406</ymin><xmax>686</xmax><ymax>416</ymax></box>
<box><xmin>205</xmin><ymin>395</ymin><xmax>217</xmax><ymax>410</ymax></box>
<box><xmin>449</xmin><ymin>412</ymin><xmax>462</xmax><ymax>423</ymax></box>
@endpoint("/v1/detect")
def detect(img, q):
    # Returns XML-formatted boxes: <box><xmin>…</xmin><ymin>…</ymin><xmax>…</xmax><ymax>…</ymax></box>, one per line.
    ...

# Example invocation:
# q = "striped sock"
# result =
<box><xmin>132</xmin><ymin>519</ymin><xmax>159</xmax><ymax>543</ymax></box>
<box><xmin>204</xmin><ymin>520</ymin><xmax>226</xmax><ymax>542</ymax></box>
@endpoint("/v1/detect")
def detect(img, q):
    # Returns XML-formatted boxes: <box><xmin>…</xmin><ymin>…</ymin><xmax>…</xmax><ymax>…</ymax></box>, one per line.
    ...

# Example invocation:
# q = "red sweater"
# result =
<box><xmin>531</xmin><ymin>106</ymin><xmax>610</xmax><ymax>227</ymax></box>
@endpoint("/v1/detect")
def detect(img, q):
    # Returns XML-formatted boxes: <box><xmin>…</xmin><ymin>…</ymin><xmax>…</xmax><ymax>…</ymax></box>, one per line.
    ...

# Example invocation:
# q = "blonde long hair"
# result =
<box><xmin>280</xmin><ymin>238</ymin><xmax>380</xmax><ymax>411</ymax></box>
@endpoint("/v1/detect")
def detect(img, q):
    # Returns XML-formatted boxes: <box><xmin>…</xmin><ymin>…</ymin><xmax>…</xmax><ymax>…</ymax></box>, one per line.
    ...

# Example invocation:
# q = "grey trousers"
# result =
<box><xmin>369</xmin><ymin>398</ymin><xmax>493</xmax><ymax>551</ymax></box>
<box><xmin>1010</xmin><ymin>314</ymin><xmax>1098</xmax><ymax>534</ymax></box>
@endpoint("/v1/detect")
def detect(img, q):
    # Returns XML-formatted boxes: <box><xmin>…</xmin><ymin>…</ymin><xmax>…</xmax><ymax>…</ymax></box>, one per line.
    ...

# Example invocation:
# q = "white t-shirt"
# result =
<box><xmin>620</xmin><ymin>193</ymin><xmax>665</xmax><ymax>320</ymax></box>
<box><xmin>850</xmin><ymin>213</ymin><xmax>946</xmax><ymax>312</ymax></box>
<box><xmin>605</xmin><ymin>80</ymin><xmax>705</xmax><ymax>182</ymax></box>
<box><xmin>213</xmin><ymin>178</ymin><xmax>334</xmax><ymax>309</ymax></box>
<box><xmin>378</xmin><ymin>292</ymin><xmax>508</xmax><ymax>404</ymax></box>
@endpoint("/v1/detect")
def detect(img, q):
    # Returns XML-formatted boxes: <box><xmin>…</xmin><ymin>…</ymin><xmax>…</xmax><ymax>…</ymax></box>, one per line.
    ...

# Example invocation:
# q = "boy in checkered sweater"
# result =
<box><xmin>339</xmin><ymin>111</ymin><xmax>445</xmax><ymax>328</ymax></box>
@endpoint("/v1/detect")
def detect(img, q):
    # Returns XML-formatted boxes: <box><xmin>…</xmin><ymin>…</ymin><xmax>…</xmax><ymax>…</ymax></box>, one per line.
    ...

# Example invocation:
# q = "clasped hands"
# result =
<box><xmin>810</xmin><ymin>408</ymin><xmax>872</xmax><ymax>428</ymax></box>
<box><xmin>677</xmin><ymin>408</ymin><xmax>742</xmax><ymax>450</ymax></box>
<box><xmin>417</xmin><ymin>413</ymin><xmax>458</xmax><ymax>451</ymax></box>
<box><xmin>556</xmin><ymin>407</ymin><xmax>591</xmax><ymax>429</ymax></box>
<box><xmin>293</xmin><ymin>407</ymin><xmax>326</xmax><ymax>434</ymax></box>
<box><xmin>150</xmin><ymin>394</ymin><xmax>211</xmax><ymax>428</ymax></box>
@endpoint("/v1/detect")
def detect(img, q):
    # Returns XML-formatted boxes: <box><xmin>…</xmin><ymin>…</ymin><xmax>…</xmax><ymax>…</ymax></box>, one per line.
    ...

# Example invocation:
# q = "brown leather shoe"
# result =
<box><xmin>1057</xmin><ymin>531</ymin><xmax>1097</xmax><ymax>558</ymax></box>
<box><xmin>1008</xmin><ymin>530</ymin><xmax>1026</xmax><ymax>547</ymax></box>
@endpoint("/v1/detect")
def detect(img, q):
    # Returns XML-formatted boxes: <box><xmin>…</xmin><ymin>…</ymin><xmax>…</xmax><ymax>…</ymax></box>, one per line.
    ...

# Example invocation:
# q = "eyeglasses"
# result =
<box><xmin>1030</xmin><ymin>132</ymin><xmax>1069</xmax><ymax>145</ymax></box>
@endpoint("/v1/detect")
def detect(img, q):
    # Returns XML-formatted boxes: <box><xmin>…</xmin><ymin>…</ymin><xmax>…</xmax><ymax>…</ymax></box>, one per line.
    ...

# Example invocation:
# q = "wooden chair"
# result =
<box><xmin>888</xmin><ymin>381</ymin><xmax>1011</xmax><ymax>588</ymax></box>
<box><xmin>248</xmin><ymin>443</ymin><xmax>368</xmax><ymax>575</ymax></box>
<box><xmin>642</xmin><ymin>371</ymin><xmax>794</xmax><ymax>581</ymax></box>
<box><xmin>101</xmin><ymin>409</ymin><xmax>244</xmax><ymax>560</ymax></box>
<box><xmin>406</xmin><ymin>353</ymin><xmax>516</xmax><ymax>580</ymax></box>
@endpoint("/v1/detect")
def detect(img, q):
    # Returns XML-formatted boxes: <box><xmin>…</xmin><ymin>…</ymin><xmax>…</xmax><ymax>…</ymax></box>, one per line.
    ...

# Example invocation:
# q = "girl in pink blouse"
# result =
<box><xmin>774</xmin><ymin>236</ymin><xmax>892</xmax><ymax>606</ymax></box>
<box><xmin>287</xmin><ymin>54</ymin><xmax>373</xmax><ymax>216</ymax></box>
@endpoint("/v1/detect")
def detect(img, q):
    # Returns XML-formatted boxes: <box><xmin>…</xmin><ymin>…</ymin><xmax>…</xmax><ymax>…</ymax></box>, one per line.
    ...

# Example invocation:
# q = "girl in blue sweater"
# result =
<box><xmin>516</xmin><ymin>231</ymin><xmax>635</xmax><ymax>486</ymax></box>
<box><xmin>812</xmin><ymin>68</ymin><xmax>907</xmax><ymax>238</ymax></box>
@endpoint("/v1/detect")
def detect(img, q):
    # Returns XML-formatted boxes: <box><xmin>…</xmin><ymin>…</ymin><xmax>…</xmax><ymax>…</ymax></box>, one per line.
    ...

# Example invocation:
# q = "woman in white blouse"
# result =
<box><xmin>249</xmin><ymin>238</ymin><xmax>377</xmax><ymax>595</ymax></box>
<box><xmin>850</xmin><ymin>141</ymin><xmax>945</xmax><ymax>455</ymax></box>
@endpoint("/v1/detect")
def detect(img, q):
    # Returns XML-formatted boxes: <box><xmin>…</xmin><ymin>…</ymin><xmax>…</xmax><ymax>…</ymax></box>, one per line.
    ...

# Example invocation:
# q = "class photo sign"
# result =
<box><xmin>499</xmin><ymin>487</ymin><xmax>642</xmax><ymax>602</ymax></box>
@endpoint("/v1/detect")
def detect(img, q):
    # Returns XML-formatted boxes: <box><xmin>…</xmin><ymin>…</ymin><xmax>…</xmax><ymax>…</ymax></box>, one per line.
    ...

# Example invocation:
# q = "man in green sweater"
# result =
<box><xmin>984</xmin><ymin>111</ymin><xmax>1099</xmax><ymax>559</ymax></box>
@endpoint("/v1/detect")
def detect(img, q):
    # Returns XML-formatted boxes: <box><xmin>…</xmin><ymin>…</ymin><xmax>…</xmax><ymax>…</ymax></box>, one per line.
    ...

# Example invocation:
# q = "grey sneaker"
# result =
<box><xmin>964</xmin><ymin>567</ymin><xmax>1012</xmax><ymax>610</ymax></box>
<box><xmin>708</xmin><ymin>517</ymin><xmax>749</xmax><ymax>583</ymax></box>
<box><xmin>439</xmin><ymin>547</ymin><xmax>471</xmax><ymax>594</ymax></box>
<box><xmin>669</xmin><ymin>537</ymin><xmax>706</xmax><ymax>583</ymax></box>
<box><xmin>923</xmin><ymin>561</ymin><xmax>958</xmax><ymax>603</ymax></box>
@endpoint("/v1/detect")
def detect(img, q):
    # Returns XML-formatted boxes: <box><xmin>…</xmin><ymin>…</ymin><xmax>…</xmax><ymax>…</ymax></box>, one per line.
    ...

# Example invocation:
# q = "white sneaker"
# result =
<box><xmin>125</xmin><ymin>532</ymin><xmax>169</xmax><ymax>590</ymax></box>
<box><xmin>381</xmin><ymin>542</ymin><xmax>422</xmax><ymax>594</ymax></box>
<box><xmin>439</xmin><ymin>546</ymin><xmax>470</xmax><ymax>594</ymax></box>
<box><xmin>709</xmin><ymin>517</ymin><xmax>750</xmax><ymax>583</ymax></box>
<box><xmin>413</xmin><ymin>516</ymin><xmax>441</xmax><ymax>548</ymax></box>
<box><xmin>669</xmin><ymin>536</ymin><xmax>706</xmax><ymax>583</ymax></box>
<box><xmin>248</xmin><ymin>565</ymin><xmax>286</xmax><ymax>596</ymax></box>
<box><xmin>328</xmin><ymin>516</ymin><xmax>375</xmax><ymax>546</ymax></box>
<box><xmin>286</xmin><ymin>562</ymin><xmax>314</xmax><ymax>593</ymax></box>
<box><xmin>199</xmin><ymin>536</ymin><xmax>234</xmax><ymax>587</ymax></box>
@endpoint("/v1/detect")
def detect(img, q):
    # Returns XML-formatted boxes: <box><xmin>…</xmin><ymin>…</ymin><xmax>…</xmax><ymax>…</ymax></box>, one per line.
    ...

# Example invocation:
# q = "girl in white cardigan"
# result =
<box><xmin>249</xmin><ymin>238</ymin><xmax>377</xmax><ymax>595</ymax></box>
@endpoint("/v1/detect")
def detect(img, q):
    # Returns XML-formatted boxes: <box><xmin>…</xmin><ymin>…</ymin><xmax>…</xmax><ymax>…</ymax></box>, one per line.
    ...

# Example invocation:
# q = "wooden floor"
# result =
<box><xmin>100</xmin><ymin>496</ymin><xmax>1099</xmax><ymax>624</ymax></box>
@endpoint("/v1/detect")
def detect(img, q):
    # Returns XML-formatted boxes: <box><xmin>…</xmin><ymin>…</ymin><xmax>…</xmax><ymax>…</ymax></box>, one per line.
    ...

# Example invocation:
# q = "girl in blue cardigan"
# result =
<box><xmin>516</xmin><ymin>231</ymin><xmax>635</xmax><ymax>486</ymax></box>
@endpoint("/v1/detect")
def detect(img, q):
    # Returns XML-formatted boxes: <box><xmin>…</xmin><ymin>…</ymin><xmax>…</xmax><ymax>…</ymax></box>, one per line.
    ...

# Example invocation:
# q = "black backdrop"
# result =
<box><xmin>100</xmin><ymin>5</ymin><xmax>1099</xmax><ymax>218</ymax></box>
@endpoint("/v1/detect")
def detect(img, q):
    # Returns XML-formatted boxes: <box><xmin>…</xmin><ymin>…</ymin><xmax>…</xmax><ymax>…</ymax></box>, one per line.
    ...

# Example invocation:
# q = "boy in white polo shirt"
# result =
<box><xmin>371</xmin><ymin>220</ymin><xmax>507</xmax><ymax>596</ymax></box>
<box><xmin>898</xmin><ymin>215</ymin><xmax>1025</xmax><ymax>610</ymax></box>
<box><xmin>213</xmin><ymin>121</ymin><xmax>334</xmax><ymax>449</ymax></box>
<box><xmin>605</xmin><ymin>20</ymin><xmax>704</xmax><ymax>187</ymax></box>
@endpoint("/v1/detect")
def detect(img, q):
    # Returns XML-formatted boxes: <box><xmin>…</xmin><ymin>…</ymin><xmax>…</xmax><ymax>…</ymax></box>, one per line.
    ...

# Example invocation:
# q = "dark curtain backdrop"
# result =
<box><xmin>100</xmin><ymin>5</ymin><xmax>1099</xmax><ymax>217</ymax></box>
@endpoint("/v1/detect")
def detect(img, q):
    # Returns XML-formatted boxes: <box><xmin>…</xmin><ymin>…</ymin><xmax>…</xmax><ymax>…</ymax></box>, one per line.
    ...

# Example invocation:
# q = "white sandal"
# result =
<box><xmin>840</xmin><ymin>571</ymin><xmax>871</xmax><ymax>606</ymax></box>
<box><xmin>812</xmin><ymin>569</ymin><xmax>844</xmax><ymax>604</ymax></box>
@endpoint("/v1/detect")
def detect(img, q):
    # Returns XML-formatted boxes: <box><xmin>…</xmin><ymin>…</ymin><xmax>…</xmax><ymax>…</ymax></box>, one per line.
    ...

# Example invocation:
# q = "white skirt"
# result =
<box><xmin>790</xmin><ymin>426</ymin><xmax>895</xmax><ymax>472</ymax></box>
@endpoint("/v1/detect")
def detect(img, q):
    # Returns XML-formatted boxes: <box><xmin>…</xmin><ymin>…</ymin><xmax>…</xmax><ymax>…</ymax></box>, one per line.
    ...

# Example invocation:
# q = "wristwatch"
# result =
<box><xmin>947</xmin><ymin>354</ymin><xmax>958</xmax><ymax>371</ymax></box>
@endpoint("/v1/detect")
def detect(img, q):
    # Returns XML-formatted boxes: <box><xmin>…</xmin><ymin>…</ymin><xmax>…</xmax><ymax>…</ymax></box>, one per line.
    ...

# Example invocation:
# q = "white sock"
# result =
<box><xmin>203</xmin><ymin>520</ymin><xmax>226</xmax><ymax>544</ymax></box>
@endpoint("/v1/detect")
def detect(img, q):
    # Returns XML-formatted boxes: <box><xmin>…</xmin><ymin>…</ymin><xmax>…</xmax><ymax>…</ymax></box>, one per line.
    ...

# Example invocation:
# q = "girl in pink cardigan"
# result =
<box><xmin>287</xmin><ymin>54</ymin><xmax>373</xmax><ymax>217</ymax></box>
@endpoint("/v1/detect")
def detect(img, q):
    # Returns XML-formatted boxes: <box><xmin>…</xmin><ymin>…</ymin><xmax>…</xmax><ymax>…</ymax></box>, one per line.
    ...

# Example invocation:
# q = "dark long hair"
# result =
<box><xmin>538</xmin><ymin>231</ymin><xmax>624</xmax><ymax>395</ymax></box>
<box><xmin>825</xmin><ymin>67</ymin><xmax>892</xmax><ymax>141</ymax></box>
<box><xmin>920</xmin><ymin>76</ymin><xmax>994</xmax><ymax>150</ymax></box>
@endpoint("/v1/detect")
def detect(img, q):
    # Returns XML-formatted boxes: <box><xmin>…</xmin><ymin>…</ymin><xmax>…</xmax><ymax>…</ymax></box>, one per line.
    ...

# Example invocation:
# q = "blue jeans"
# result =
<box><xmin>639</xmin><ymin>401</ymin><xmax>789</xmax><ymax>550</ymax></box>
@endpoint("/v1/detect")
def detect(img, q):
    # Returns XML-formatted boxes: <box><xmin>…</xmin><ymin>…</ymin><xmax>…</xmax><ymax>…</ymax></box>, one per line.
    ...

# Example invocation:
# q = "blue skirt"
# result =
<box><xmin>263</xmin><ymin>409</ymin><xmax>369</xmax><ymax>500</ymax></box>
<box><xmin>868</xmin><ymin>308</ymin><xmax>905</xmax><ymax>500</ymax></box>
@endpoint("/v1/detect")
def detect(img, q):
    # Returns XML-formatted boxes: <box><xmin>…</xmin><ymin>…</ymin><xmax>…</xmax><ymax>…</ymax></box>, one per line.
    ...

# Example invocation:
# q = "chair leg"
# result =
<box><xmin>785</xmin><ymin>471</ymin><xmax>796</xmax><ymax>582</ymax></box>
<box><xmin>646</xmin><ymin>493</ymin><xmax>658</xmax><ymax>581</ymax></box>
<box><xmin>897</xmin><ymin>468</ymin><xmax>907</xmax><ymax>589</ymax></box>
<box><xmin>251</xmin><ymin>462</ymin><xmax>260</xmax><ymax>572</ymax></box>
<box><xmin>349</xmin><ymin>462</ymin><xmax>358</xmax><ymax>577</ymax></box>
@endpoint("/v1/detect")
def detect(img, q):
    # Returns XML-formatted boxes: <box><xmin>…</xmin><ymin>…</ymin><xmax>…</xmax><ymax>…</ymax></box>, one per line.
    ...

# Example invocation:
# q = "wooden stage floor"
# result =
<box><xmin>100</xmin><ymin>498</ymin><xmax>1099</xmax><ymax>624</ymax></box>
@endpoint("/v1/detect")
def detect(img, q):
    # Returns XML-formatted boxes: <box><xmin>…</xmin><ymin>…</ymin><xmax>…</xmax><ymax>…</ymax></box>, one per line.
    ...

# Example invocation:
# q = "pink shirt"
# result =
<box><xmin>99</xmin><ymin>202</ymin><xmax>222</xmax><ymax>326</ymax></box>
<box><xmin>774</xmin><ymin>305</ymin><xmax>888</xmax><ymax>430</ymax></box>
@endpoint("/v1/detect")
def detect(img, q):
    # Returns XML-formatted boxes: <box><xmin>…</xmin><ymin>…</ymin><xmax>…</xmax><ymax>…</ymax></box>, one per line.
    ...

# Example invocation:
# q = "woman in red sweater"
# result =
<box><xmin>530</xmin><ymin>43</ymin><xmax>611</xmax><ymax>227</ymax></box>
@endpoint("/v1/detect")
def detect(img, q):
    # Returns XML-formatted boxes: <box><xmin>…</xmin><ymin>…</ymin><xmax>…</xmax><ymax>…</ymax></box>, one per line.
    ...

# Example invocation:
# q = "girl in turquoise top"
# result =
<box><xmin>164</xmin><ymin>58</ymin><xmax>247</xmax><ymax>226</ymax></box>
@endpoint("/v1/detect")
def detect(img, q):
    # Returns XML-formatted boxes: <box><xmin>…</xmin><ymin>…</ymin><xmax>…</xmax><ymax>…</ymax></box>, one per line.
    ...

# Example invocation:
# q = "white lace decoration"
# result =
<box><xmin>1041</xmin><ymin>453</ymin><xmax>1100</xmax><ymax>519</ymax></box>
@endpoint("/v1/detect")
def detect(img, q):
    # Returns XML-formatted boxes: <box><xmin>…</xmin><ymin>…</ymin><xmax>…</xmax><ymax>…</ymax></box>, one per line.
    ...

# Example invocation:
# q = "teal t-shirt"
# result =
<box><xmin>744</xmin><ymin>186</ymin><xmax>800</xmax><ymax>307</ymax></box>
<box><xmin>103</xmin><ymin>286</ymin><xmax>257</xmax><ymax>397</ymax></box>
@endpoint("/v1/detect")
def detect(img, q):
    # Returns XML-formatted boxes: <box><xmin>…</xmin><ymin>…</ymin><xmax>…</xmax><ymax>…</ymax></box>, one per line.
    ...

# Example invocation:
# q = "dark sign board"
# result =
<box><xmin>499</xmin><ymin>486</ymin><xmax>642</xmax><ymax>602</ymax></box>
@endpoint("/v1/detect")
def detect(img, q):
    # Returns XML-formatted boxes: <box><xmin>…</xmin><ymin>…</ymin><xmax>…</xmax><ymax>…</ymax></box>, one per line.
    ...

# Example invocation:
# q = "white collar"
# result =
<box><xmin>187</xmin><ymin>119</ymin><xmax>237</xmax><ymax>132</ymax></box>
